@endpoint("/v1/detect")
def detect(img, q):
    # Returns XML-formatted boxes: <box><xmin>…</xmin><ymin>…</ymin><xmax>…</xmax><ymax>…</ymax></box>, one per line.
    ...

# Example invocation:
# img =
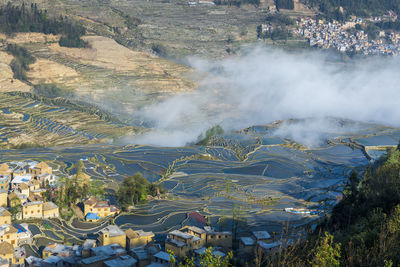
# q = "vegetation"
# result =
<box><xmin>0</xmin><ymin>2</ymin><xmax>87</xmax><ymax>47</ymax></box>
<box><xmin>197</xmin><ymin>125</ymin><xmax>224</xmax><ymax>145</ymax></box>
<box><xmin>169</xmin><ymin>247</ymin><xmax>233</xmax><ymax>267</ymax></box>
<box><xmin>6</xmin><ymin>44</ymin><xmax>35</xmax><ymax>81</ymax></box>
<box><xmin>33</xmin><ymin>84</ymin><xmax>75</xmax><ymax>99</ymax></box>
<box><xmin>259</xmin><ymin>147</ymin><xmax>400</xmax><ymax>266</ymax></box>
<box><xmin>306</xmin><ymin>0</ymin><xmax>400</xmax><ymax>19</ymax></box>
<box><xmin>214</xmin><ymin>0</ymin><xmax>260</xmax><ymax>7</ymax></box>
<box><xmin>275</xmin><ymin>0</ymin><xmax>294</xmax><ymax>10</ymax></box>
<box><xmin>51</xmin><ymin>161</ymin><xmax>105</xmax><ymax>217</ymax></box>
<box><xmin>151</xmin><ymin>43</ymin><xmax>168</xmax><ymax>57</ymax></box>
<box><xmin>117</xmin><ymin>172</ymin><xmax>164</xmax><ymax>209</ymax></box>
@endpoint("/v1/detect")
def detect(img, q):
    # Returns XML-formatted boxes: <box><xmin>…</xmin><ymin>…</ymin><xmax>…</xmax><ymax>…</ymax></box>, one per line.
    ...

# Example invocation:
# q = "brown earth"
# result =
<box><xmin>0</xmin><ymin>51</ymin><xmax>31</xmax><ymax>92</ymax></box>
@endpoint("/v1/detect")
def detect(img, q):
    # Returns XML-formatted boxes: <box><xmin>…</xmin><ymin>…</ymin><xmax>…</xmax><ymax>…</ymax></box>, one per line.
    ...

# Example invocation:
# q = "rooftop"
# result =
<box><xmin>91</xmin><ymin>244</ymin><xmax>125</xmax><ymax>256</ymax></box>
<box><xmin>86</xmin><ymin>213</ymin><xmax>100</xmax><ymax>220</ymax></box>
<box><xmin>0</xmin><ymin>207</ymin><xmax>11</xmax><ymax>217</ymax></box>
<box><xmin>82</xmin><ymin>239</ymin><xmax>97</xmax><ymax>250</ymax></box>
<box><xmin>104</xmin><ymin>255</ymin><xmax>137</xmax><ymax>267</ymax></box>
<box><xmin>240</xmin><ymin>237</ymin><xmax>255</xmax><ymax>246</ymax></box>
<box><xmin>100</xmin><ymin>225</ymin><xmax>125</xmax><ymax>237</ymax></box>
<box><xmin>258</xmin><ymin>241</ymin><xmax>281</xmax><ymax>250</ymax></box>
<box><xmin>130</xmin><ymin>247</ymin><xmax>149</xmax><ymax>260</ymax></box>
<box><xmin>166</xmin><ymin>238</ymin><xmax>186</xmax><ymax>248</ymax></box>
<box><xmin>81</xmin><ymin>254</ymin><xmax>110</xmax><ymax>265</ymax></box>
<box><xmin>169</xmin><ymin>230</ymin><xmax>193</xmax><ymax>240</ymax></box>
<box><xmin>154</xmin><ymin>251</ymin><xmax>172</xmax><ymax>262</ymax></box>
<box><xmin>0</xmin><ymin>241</ymin><xmax>14</xmax><ymax>254</ymax></box>
<box><xmin>187</xmin><ymin>226</ymin><xmax>205</xmax><ymax>234</ymax></box>
<box><xmin>252</xmin><ymin>231</ymin><xmax>271</xmax><ymax>240</ymax></box>
<box><xmin>42</xmin><ymin>201</ymin><xmax>58</xmax><ymax>211</ymax></box>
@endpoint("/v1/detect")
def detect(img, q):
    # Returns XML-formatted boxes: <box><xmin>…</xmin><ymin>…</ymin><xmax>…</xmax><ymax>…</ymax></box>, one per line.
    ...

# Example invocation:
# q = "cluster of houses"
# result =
<box><xmin>0</xmin><ymin>160</ymin><xmax>282</xmax><ymax>266</ymax></box>
<box><xmin>0</xmin><ymin>161</ymin><xmax>60</xmax><ymax>266</ymax></box>
<box><xmin>21</xmin><ymin>217</ymin><xmax>279</xmax><ymax>267</ymax></box>
<box><xmin>294</xmin><ymin>16</ymin><xmax>400</xmax><ymax>55</ymax></box>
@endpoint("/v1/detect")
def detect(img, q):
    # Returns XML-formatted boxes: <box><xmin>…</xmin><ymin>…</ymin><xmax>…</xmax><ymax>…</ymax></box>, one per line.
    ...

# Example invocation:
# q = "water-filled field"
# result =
<box><xmin>2</xmin><ymin>118</ymin><xmax>400</xmax><ymax>240</ymax></box>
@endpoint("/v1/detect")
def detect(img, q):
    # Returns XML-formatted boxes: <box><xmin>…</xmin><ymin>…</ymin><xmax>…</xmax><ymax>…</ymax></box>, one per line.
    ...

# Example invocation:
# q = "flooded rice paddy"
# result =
<box><xmin>2</xmin><ymin>118</ymin><xmax>400</xmax><ymax>245</ymax></box>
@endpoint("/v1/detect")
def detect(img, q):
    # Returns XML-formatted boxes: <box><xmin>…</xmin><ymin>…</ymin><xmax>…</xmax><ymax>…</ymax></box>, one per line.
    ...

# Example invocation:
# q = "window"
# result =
<box><xmin>37</xmin><ymin>210</ymin><xmax>40</xmax><ymax>213</ymax></box>
<box><xmin>6</xmin><ymin>235</ymin><xmax>9</xmax><ymax>238</ymax></box>
<box><xmin>11</xmin><ymin>240</ymin><xmax>15</xmax><ymax>244</ymax></box>
<box><xmin>31</xmin><ymin>211</ymin><xmax>33</xmax><ymax>214</ymax></box>
<box><xmin>25</xmin><ymin>212</ymin><xmax>27</xmax><ymax>215</ymax></box>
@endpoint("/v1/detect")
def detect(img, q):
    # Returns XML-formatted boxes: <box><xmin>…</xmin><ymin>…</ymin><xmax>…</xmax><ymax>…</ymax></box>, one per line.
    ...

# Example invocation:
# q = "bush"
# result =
<box><xmin>151</xmin><ymin>43</ymin><xmax>168</xmax><ymax>57</ymax></box>
<box><xmin>33</xmin><ymin>84</ymin><xmax>75</xmax><ymax>98</ymax></box>
<box><xmin>7</xmin><ymin>44</ymin><xmax>35</xmax><ymax>81</ymax></box>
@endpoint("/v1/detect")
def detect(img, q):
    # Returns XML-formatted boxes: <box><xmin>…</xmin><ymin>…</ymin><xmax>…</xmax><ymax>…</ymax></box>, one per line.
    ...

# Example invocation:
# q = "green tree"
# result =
<box><xmin>310</xmin><ymin>232</ymin><xmax>341</xmax><ymax>267</ymax></box>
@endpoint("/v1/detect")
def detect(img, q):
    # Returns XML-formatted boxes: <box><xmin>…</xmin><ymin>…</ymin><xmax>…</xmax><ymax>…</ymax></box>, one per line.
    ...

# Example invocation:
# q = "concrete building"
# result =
<box><xmin>165</xmin><ymin>229</ymin><xmax>203</xmax><ymax>258</ymax></box>
<box><xmin>84</xmin><ymin>197</ymin><xmax>119</xmax><ymax>221</ymax></box>
<box><xmin>104</xmin><ymin>255</ymin><xmax>137</xmax><ymax>267</ymax></box>
<box><xmin>98</xmin><ymin>225</ymin><xmax>127</xmax><ymax>248</ymax></box>
<box><xmin>204</xmin><ymin>227</ymin><xmax>232</xmax><ymax>249</ymax></box>
<box><xmin>22</xmin><ymin>201</ymin><xmax>43</xmax><ymax>219</ymax></box>
<box><xmin>0</xmin><ymin>175</ymin><xmax>10</xmax><ymax>191</ymax></box>
<box><xmin>0</xmin><ymin>224</ymin><xmax>18</xmax><ymax>247</ymax></box>
<box><xmin>125</xmin><ymin>229</ymin><xmax>154</xmax><ymax>250</ymax></box>
<box><xmin>42</xmin><ymin>243</ymin><xmax>81</xmax><ymax>259</ymax></box>
<box><xmin>28</xmin><ymin>162</ymin><xmax>52</xmax><ymax>176</ymax></box>
<box><xmin>0</xmin><ymin>190</ymin><xmax>7</xmax><ymax>207</ymax></box>
<box><xmin>0</xmin><ymin>208</ymin><xmax>11</xmax><ymax>224</ymax></box>
<box><xmin>42</xmin><ymin>202</ymin><xmax>59</xmax><ymax>218</ymax></box>
<box><xmin>0</xmin><ymin>242</ymin><xmax>14</xmax><ymax>265</ymax></box>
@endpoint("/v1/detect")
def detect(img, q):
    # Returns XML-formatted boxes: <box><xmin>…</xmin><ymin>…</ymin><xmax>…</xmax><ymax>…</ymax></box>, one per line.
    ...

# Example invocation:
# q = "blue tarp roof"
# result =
<box><xmin>86</xmin><ymin>213</ymin><xmax>100</xmax><ymax>220</ymax></box>
<box><xmin>13</xmin><ymin>223</ymin><xmax>27</xmax><ymax>233</ymax></box>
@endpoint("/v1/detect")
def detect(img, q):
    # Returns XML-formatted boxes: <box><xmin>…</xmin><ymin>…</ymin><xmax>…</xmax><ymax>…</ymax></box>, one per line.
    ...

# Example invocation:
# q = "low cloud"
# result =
<box><xmin>128</xmin><ymin>46</ymin><xmax>400</xmax><ymax>147</ymax></box>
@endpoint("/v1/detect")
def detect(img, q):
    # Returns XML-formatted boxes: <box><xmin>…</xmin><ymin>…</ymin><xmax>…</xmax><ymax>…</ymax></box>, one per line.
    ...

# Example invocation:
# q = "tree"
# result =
<box><xmin>310</xmin><ymin>232</ymin><xmax>341</xmax><ymax>267</ymax></box>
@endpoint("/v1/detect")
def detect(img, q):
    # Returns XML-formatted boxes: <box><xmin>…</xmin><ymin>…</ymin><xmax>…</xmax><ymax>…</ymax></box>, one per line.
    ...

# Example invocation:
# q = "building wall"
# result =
<box><xmin>99</xmin><ymin>233</ymin><xmax>126</xmax><ymax>248</ymax></box>
<box><xmin>22</xmin><ymin>203</ymin><xmax>43</xmax><ymax>219</ymax></box>
<box><xmin>165</xmin><ymin>242</ymin><xmax>189</xmax><ymax>259</ymax></box>
<box><xmin>0</xmin><ymin>193</ymin><xmax>7</xmax><ymax>207</ymax></box>
<box><xmin>0</xmin><ymin>214</ymin><xmax>11</xmax><ymax>225</ymax></box>
<box><xmin>43</xmin><ymin>208</ymin><xmax>59</xmax><ymax>219</ymax></box>
<box><xmin>0</xmin><ymin>252</ymin><xmax>12</xmax><ymax>265</ymax></box>
<box><xmin>127</xmin><ymin>235</ymin><xmax>153</xmax><ymax>250</ymax></box>
<box><xmin>0</xmin><ymin>232</ymin><xmax>18</xmax><ymax>247</ymax></box>
<box><xmin>206</xmin><ymin>233</ymin><xmax>232</xmax><ymax>248</ymax></box>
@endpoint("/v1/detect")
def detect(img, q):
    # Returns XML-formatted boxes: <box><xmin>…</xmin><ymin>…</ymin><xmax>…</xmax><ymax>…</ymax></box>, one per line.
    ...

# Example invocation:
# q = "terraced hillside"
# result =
<box><xmin>2</xmin><ymin>118</ymin><xmax>399</xmax><ymax>245</ymax></box>
<box><xmin>0</xmin><ymin>0</ymin><xmax>265</xmax><ymax>58</ymax></box>
<box><xmin>0</xmin><ymin>92</ymin><xmax>137</xmax><ymax>148</ymax></box>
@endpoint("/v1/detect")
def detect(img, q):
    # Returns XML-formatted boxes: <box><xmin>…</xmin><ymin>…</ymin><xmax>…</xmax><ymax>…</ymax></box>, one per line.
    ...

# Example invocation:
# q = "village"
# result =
<box><xmin>292</xmin><ymin>15</ymin><xmax>400</xmax><ymax>55</ymax></box>
<box><xmin>0</xmin><ymin>160</ymin><xmax>283</xmax><ymax>267</ymax></box>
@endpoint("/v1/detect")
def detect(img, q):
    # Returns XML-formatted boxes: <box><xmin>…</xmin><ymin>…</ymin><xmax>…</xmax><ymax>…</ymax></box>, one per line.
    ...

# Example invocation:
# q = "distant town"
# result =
<box><xmin>257</xmin><ymin>7</ymin><xmax>400</xmax><ymax>56</ymax></box>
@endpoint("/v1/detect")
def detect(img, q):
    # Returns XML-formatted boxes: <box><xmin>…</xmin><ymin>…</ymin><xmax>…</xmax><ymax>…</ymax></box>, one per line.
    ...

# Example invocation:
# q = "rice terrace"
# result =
<box><xmin>0</xmin><ymin>0</ymin><xmax>400</xmax><ymax>266</ymax></box>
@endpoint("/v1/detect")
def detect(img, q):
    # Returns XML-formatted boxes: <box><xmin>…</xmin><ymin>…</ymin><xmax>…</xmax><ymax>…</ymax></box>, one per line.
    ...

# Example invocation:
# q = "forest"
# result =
<box><xmin>256</xmin><ymin>146</ymin><xmax>400</xmax><ymax>266</ymax></box>
<box><xmin>306</xmin><ymin>0</ymin><xmax>400</xmax><ymax>19</ymax></box>
<box><xmin>0</xmin><ymin>2</ymin><xmax>87</xmax><ymax>47</ymax></box>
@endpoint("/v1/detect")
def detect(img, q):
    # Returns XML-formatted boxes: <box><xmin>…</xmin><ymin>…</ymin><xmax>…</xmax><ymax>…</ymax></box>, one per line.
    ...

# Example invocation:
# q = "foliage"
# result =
<box><xmin>275</xmin><ymin>0</ymin><xmax>294</xmax><ymax>10</ymax></box>
<box><xmin>258</xmin><ymin>147</ymin><xmax>400</xmax><ymax>266</ymax></box>
<box><xmin>117</xmin><ymin>172</ymin><xmax>164</xmax><ymax>209</ymax></box>
<box><xmin>305</xmin><ymin>0</ymin><xmax>400</xmax><ymax>19</ymax></box>
<box><xmin>7</xmin><ymin>44</ymin><xmax>35</xmax><ymax>81</ymax></box>
<box><xmin>0</xmin><ymin>3</ymin><xmax>87</xmax><ymax>47</ymax></box>
<box><xmin>169</xmin><ymin>247</ymin><xmax>233</xmax><ymax>267</ymax></box>
<box><xmin>33</xmin><ymin>84</ymin><xmax>75</xmax><ymax>99</ymax></box>
<box><xmin>197</xmin><ymin>125</ymin><xmax>224</xmax><ymax>145</ymax></box>
<box><xmin>214</xmin><ymin>0</ymin><xmax>260</xmax><ymax>7</ymax></box>
<box><xmin>265</xmin><ymin>13</ymin><xmax>295</xmax><ymax>26</ymax></box>
<box><xmin>151</xmin><ymin>43</ymin><xmax>168</xmax><ymax>57</ymax></box>
<box><xmin>309</xmin><ymin>232</ymin><xmax>341</xmax><ymax>267</ymax></box>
